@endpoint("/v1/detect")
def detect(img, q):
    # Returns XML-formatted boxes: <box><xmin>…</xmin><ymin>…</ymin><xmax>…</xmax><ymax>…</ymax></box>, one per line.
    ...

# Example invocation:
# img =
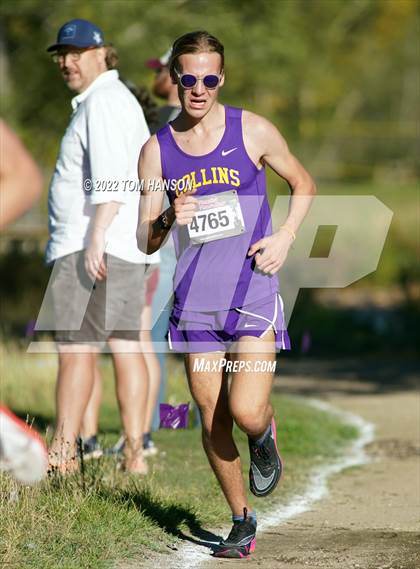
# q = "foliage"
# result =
<box><xmin>0</xmin><ymin>0</ymin><xmax>418</xmax><ymax>183</ymax></box>
<box><xmin>0</xmin><ymin>1</ymin><xmax>418</xmax><ymax>347</ymax></box>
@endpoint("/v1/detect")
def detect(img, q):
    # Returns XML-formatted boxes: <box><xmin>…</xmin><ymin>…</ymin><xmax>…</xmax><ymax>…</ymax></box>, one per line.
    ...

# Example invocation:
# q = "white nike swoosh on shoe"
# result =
<box><xmin>221</xmin><ymin>147</ymin><xmax>238</xmax><ymax>157</ymax></box>
<box><xmin>251</xmin><ymin>463</ymin><xmax>276</xmax><ymax>491</ymax></box>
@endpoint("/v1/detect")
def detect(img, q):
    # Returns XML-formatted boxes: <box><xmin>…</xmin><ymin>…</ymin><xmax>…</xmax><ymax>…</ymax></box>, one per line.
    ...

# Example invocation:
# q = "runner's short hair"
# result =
<box><xmin>105</xmin><ymin>44</ymin><xmax>118</xmax><ymax>69</ymax></box>
<box><xmin>169</xmin><ymin>31</ymin><xmax>224</xmax><ymax>80</ymax></box>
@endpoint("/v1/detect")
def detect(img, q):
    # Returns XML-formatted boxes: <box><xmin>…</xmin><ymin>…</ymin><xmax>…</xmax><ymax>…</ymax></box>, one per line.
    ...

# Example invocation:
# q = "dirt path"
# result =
<box><xmin>131</xmin><ymin>366</ymin><xmax>419</xmax><ymax>569</ymax></box>
<box><xmin>202</xmin><ymin>379</ymin><xmax>420</xmax><ymax>569</ymax></box>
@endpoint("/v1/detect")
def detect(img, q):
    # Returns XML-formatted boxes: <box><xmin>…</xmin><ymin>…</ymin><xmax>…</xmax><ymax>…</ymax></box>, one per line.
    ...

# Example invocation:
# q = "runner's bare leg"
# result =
<box><xmin>229</xmin><ymin>333</ymin><xmax>276</xmax><ymax>440</ymax></box>
<box><xmin>185</xmin><ymin>352</ymin><xmax>250</xmax><ymax>516</ymax></box>
<box><xmin>185</xmin><ymin>333</ymin><xmax>276</xmax><ymax>514</ymax></box>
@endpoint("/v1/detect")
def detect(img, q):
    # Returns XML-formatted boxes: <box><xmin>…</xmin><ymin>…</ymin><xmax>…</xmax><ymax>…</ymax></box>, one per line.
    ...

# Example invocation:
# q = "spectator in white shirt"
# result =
<box><xmin>45</xmin><ymin>19</ymin><xmax>156</xmax><ymax>474</ymax></box>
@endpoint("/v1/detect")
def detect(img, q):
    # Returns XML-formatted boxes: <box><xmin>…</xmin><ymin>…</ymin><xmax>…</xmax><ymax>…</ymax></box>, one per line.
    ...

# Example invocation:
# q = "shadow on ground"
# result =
<box><xmin>102</xmin><ymin>485</ymin><xmax>222</xmax><ymax>551</ymax></box>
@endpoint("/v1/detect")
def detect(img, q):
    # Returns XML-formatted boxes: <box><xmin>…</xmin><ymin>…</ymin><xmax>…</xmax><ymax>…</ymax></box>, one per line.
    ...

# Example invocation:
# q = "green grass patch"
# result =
<box><xmin>1</xmin><ymin>345</ymin><xmax>357</xmax><ymax>568</ymax></box>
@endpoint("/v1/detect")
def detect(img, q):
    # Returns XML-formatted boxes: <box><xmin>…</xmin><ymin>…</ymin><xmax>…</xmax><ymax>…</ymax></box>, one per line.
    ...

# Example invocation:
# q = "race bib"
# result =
<box><xmin>188</xmin><ymin>190</ymin><xmax>245</xmax><ymax>244</ymax></box>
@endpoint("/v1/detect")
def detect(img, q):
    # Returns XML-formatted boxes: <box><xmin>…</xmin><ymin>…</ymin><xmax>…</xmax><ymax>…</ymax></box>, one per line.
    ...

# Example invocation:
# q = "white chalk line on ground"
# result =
<box><xmin>168</xmin><ymin>397</ymin><xmax>375</xmax><ymax>569</ymax></box>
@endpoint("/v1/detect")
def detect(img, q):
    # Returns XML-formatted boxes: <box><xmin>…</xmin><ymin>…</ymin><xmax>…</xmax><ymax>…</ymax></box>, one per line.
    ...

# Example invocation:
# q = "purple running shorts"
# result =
<box><xmin>168</xmin><ymin>293</ymin><xmax>291</xmax><ymax>353</ymax></box>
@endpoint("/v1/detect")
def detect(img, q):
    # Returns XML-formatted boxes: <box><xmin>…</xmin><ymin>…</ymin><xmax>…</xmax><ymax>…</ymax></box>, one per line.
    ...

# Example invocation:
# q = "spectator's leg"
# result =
<box><xmin>49</xmin><ymin>346</ymin><xmax>97</xmax><ymax>472</ymax></box>
<box><xmin>108</xmin><ymin>339</ymin><xmax>148</xmax><ymax>474</ymax></box>
<box><xmin>80</xmin><ymin>360</ymin><xmax>102</xmax><ymax>439</ymax></box>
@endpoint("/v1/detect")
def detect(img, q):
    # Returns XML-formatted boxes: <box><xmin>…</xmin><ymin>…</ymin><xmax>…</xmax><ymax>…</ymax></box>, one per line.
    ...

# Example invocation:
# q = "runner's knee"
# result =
<box><xmin>230</xmin><ymin>404</ymin><xmax>268</xmax><ymax>436</ymax></box>
<box><xmin>200</xmin><ymin>409</ymin><xmax>233</xmax><ymax>440</ymax></box>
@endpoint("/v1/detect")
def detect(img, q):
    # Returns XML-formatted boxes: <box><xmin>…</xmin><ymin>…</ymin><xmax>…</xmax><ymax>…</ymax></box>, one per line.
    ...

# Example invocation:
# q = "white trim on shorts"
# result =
<box><xmin>236</xmin><ymin>293</ymin><xmax>288</xmax><ymax>349</ymax></box>
<box><xmin>235</xmin><ymin>295</ymin><xmax>278</xmax><ymax>335</ymax></box>
<box><xmin>277</xmin><ymin>293</ymin><xmax>287</xmax><ymax>350</ymax></box>
<box><xmin>260</xmin><ymin>294</ymin><xmax>279</xmax><ymax>338</ymax></box>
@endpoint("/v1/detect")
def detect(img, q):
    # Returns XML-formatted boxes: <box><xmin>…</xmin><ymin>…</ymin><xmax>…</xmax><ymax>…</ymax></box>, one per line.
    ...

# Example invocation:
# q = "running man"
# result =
<box><xmin>137</xmin><ymin>31</ymin><xmax>316</xmax><ymax>558</ymax></box>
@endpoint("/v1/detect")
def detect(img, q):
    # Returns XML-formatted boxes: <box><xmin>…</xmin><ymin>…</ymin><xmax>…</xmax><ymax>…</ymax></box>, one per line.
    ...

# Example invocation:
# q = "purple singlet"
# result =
<box><xmin>157</xmin><ymin>105</ymin><xmax>279</xmax><ymax>312</ymax></box>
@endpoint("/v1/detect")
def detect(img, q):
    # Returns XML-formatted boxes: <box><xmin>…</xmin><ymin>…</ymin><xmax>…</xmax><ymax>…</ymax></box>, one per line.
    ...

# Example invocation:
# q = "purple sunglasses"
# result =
<box><xmin>175</xmin><ymin>70</ymin><xmax>222</xmax><ymax>89</ymax></box>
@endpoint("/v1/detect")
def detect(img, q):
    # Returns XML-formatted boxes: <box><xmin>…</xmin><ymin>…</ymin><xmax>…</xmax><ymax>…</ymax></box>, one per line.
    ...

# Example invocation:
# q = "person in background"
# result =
<box><xmin>146</xmin><ymin>48</ymin><xmax>181</xmax><ymax>130</ymax></box>
<box><xmin>128</xmin><ymin>83</ymin><xmax>161</xmax><ymax>454</ymax></box>
<box><xmin>45</xmin><ymin>19</ymin><xmax>156</xmax><ymax>474</ymax></box>
<box><xmin>0</xmin><ymin>120</ymin><xmax>43</xmax><ymax>229</ymax></box>
<box><xmin>126</xmin><ymin>83</ymin><xmax>159</xmax><ymax>133</ymax></box>
<box><xmin>145</xmin><ymin>49</ymin><xmax>181</xmax><ymax>435</ymax></box>
<box><xmin>82</xmin><ymin>82</ymin><xmax>162</xmax><ymax>459</ymax></box>
<box><xmin>0</xmin><ymin>122</ymin><xmax>47</xmax><ymax>484</ymax></box>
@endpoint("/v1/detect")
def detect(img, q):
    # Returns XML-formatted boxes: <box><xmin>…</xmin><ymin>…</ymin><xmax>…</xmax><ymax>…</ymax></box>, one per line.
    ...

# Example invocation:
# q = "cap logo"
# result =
<box><xmin>93</xmin><ymin>31</ymin><xmax>102</xmax><ymax>44</ymax></box>
<box><xmin>62</xmin><ymin>25</ymin><xmax>76</xmax><ymax>39</ymax></box>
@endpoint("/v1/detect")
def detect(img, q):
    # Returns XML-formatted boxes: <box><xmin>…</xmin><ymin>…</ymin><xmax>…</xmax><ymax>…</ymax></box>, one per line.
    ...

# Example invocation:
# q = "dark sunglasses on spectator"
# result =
<box><xmin>174</xmin><ymin>70</ymin><xmax>222</xmax><ymax>89</ymax></box>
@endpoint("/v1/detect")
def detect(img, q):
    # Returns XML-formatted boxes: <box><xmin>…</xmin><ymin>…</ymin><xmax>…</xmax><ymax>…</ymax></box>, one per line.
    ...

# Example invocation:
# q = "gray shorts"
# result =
<box><xmin>51</xmin><ymin>251</ymin><xmax>146</xmax><ymax>344</ymax></box>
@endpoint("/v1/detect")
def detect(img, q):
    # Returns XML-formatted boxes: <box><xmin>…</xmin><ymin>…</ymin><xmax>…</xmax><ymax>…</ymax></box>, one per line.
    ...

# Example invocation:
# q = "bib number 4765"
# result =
<box><xmin>187</xmin><ymin>189</ymin><xmax>246</xmax><ymax>244</ymax></box>
<box><xmin>189</xmin><ymin>209</ymin><xmax>229</xmax><ymax>233</ymax></box>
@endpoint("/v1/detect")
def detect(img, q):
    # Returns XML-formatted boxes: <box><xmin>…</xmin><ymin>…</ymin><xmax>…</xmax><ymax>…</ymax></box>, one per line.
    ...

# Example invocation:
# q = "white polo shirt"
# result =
<box><xmin>46</xmin><ymin>69</ymin><xmax>159</xmax><ymax>264</ymax></box>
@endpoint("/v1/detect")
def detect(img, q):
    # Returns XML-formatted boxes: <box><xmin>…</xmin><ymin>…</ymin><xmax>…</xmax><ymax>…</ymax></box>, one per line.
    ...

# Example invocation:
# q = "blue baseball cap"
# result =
<box><xmin>47</xmin><ymin>19</ymin><xmax>105</xmax><ymax>52</ymax></box>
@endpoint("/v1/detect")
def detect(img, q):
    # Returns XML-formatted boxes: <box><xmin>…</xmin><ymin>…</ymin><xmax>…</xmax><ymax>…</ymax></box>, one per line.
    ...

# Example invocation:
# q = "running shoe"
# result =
<box><xmin>248</xmin><ymin>417</ymin><xmax>282</xmax><ymax>497</ymax></box>
<box><xmin>214</xmin><ymin>508</ymin><xmax>257</xmax><ymax>558</ymax></box>
<box><xmin>143</xmin><ymin>432</ymin><xmax>158</xmax><ymax>457</ymax></box>
<box><xmin>105</xmin><ymin>433</ymin><xmax>158</xmax><ymax>457</ymax></box>
<box><xmin>0</xmin><ymin>405</ymin><xmax>48</xmax><ymax>484</ymax></box>
<box><xmin>104</xmin><ymin>434</ymin><xmax>125</xmax><ymax>456</ymax></box>
<box><xmin>78</xmin><ymin>435</ymin><xmax>103</xmax><ymax>460</ymax></box>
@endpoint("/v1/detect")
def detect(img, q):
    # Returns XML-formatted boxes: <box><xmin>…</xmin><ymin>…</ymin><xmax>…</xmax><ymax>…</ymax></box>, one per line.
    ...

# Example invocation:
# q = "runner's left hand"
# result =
<box><xmin>248</xmin><ymin>230</ymin><xmax>293</xmax><ymax>275</ymax></box>
<box><xmin>85</xmin><ymin>228</ymin><xmax>107</xmax><ymax>281</ymax></box>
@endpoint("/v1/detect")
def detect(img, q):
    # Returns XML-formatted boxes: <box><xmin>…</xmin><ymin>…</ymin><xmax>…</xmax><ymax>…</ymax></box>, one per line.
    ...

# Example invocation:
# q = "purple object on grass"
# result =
<box><xmin>159</xmin><ymin>403</ymin><xmax>190</xmax><ymax>429</ymax></box>
<box><xmin>25</xmin><ymin>319</ymin><xmax>36</xmax><ymax>338</ymax></box>
<box><xmin>301</xmin><ymin>330</ymin><xmax>312</xmax><ymax>354</ymax></box>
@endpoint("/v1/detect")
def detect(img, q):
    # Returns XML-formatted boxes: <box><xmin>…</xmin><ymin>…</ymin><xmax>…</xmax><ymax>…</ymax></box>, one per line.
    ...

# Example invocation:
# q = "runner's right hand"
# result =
<box><xmin>173</xmin><ymin>193</ymin><xmax>198</xmax><ymax>226</ymax></box>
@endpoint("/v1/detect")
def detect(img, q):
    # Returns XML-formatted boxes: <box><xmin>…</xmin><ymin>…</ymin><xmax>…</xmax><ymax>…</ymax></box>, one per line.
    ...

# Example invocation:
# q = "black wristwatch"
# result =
<box><xmin>158</xmin><ymin>210</ymin><xmax>172</xmax><ymax>230</ymax></box>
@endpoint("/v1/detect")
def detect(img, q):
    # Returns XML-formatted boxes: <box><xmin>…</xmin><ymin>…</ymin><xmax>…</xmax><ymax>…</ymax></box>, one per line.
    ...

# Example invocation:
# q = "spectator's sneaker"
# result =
<box><xmin>104</xmin><ymin>434</ymin><xmax>125</xmax><ymax>456</ymax></box>
<box><xmin>214</xmin><ymin>508</ymin><xmax>257</xmax><ymax>558</ymax></box>
<box><xmin>105</xmin><ymin>433</ymin><xmax>158</xmax><ymax>458</ymax></box>
<box><xmin>248</xmin><ymin>417</ymin><xmax>282</xmax><ymax>497</ymax></box>
<box><xmin>143</xmin><ymin>433</ymin><xmax>158</xmax><ymax>457</ymax></box>
<box><xmin>79</xmin><ymin>435</ymin><xmax>103</xmax><ymax>460</ymax></box>
<box><xmin>0</xmin><ymin>405</ymin><xmax>48</xmax><ymax>484</ymax></box>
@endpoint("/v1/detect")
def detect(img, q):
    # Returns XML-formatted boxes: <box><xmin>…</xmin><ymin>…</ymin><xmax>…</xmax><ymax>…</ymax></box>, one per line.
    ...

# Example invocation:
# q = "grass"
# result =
<box><xmin>1</xmin><ymin>344</ymin><xmax>358</xmax><ymax>568</ymax></box>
